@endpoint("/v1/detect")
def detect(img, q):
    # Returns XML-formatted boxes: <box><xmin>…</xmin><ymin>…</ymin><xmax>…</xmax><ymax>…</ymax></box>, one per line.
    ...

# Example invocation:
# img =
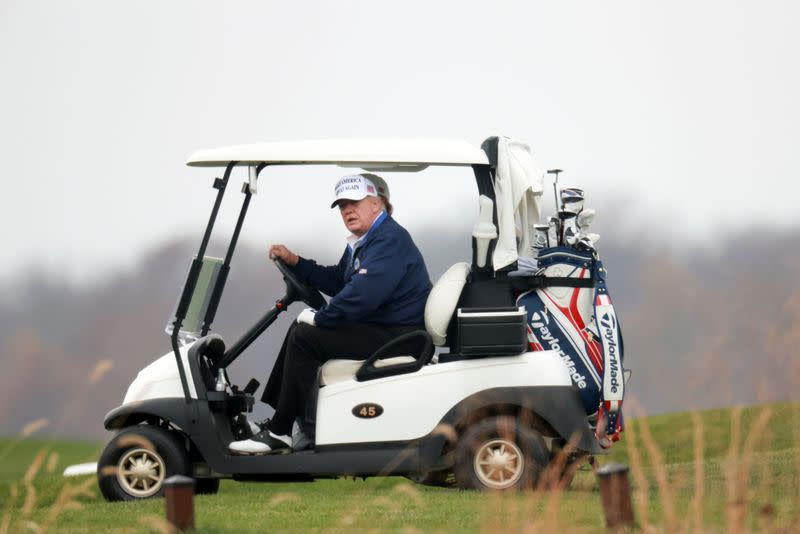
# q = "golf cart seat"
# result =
<box><xmin>319</xmin><ymin>262</ymin><xmax>470</xmax><ymax>385</ymax></box>
<box><xmin>424</xmin><ymin>262</ymin><xmax>471</xmax><ymax>345</ymax></box>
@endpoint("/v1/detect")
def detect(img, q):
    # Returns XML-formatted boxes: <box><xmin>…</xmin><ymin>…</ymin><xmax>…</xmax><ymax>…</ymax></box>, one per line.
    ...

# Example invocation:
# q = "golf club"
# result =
<box><xmin>534</xmin><ymin>224</ymin><xmax>550</xmax><ymax>251</ymax></box>
<box><xmin>547</xmin><ymin>169</ymin><xmax>562</xmax><ymax>244</ymax></box>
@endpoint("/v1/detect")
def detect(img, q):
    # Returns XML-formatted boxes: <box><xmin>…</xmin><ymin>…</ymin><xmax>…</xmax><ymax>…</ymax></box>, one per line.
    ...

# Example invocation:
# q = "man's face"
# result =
<box><xmin>338</xmin><ymin>196</ymin><xmax>382</xmax><ymax>236</ymax></box>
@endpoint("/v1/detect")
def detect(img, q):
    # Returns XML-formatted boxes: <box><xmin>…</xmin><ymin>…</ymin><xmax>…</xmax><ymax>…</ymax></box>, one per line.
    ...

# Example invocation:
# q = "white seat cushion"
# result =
<box><xmin>424</xmin><ymin>262</ymin><xmax>471</xmax><ymax>345</ymax></box>
<box><xmin>320</xmin><ymin>356</ymin><xmax>416</xmax><ymax>386</ymax></box>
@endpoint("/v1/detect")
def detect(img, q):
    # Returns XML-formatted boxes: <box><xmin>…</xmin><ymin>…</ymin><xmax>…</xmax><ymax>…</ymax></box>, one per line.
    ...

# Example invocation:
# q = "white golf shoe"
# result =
<box><xmin>229</xmin><ymin>430</ymin><xmax>292</xmax><ymax>455</ymax></box>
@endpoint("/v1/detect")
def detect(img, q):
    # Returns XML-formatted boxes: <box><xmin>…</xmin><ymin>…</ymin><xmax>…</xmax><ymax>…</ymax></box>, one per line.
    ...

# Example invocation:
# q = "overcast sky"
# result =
<box><xmin>1</xmin><ymin>1</ymin><xmax>798</xmax><ymax>284</ymax></box>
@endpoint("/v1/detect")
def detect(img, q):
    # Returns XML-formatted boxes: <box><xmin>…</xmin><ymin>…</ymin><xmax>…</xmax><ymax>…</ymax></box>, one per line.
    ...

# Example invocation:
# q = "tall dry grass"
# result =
<box><xmin>764</xmin><ymin>291</ymin><xmax>800</xmax><ymax>511</ymax></box>
<box><xmin>3</xmin><ymin>399</ymin><xmax>797</xmax><ymax>532</ymax></box>
<box><xmin>2</xmin><ymin>286</ymin><xmax>799</xmax><ymax>532</ymax></box>
<box><xmin>689</xmin><ymin>411</ymin><xmax>704</xmax><ymax>533</ymax></box>
<box><xmin>0</xmin><ymin>358</ymin><xmax>112</xmax><ymax>533</ymax></box>
<box><xmin>615</xmin><ymin>287</ymin><xmax>800</xmax><ymax>534</ymax></box>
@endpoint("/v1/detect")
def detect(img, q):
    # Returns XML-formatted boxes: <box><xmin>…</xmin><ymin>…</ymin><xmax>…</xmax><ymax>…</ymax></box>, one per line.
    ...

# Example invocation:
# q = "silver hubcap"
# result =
<box><xmin>117</xmin><ymin>448</ymin><xmax>166</xmax><ymax>498</ymax></box>
<box><xmin>474</xmin><ymin>438</ymin><xmax>524</xmax><ymax>489</ymax></box>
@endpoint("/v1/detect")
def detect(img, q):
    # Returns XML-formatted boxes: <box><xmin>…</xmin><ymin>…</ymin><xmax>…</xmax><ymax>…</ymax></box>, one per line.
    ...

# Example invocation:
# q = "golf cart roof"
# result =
<box><xmin>186</xmin><ymin>138</ymin><xmax>490</xmax><ymax>171</ymax></box>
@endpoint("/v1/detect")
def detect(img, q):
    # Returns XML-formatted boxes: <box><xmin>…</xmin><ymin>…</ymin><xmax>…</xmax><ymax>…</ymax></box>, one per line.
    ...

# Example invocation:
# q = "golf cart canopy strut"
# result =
<box><xmin>169</xmin><ymin>161</ymin><xmax>236</xmax><ymax>401</ymax></box>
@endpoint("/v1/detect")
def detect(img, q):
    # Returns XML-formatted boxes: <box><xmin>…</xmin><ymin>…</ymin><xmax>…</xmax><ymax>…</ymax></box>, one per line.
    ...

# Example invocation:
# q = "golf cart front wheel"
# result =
<box><xmin>195</xmin><ymin>478</ymin><xmax>221</xmax><ymax>495</ymax></box>
<box><xmin>453</xmin><ymin>416</ymin><xmax>549</xmax><ymax>491</ymax></box>
<box><xmin>97</xmin><ymin>425</ymin><xmax>191</xmax><ymax>501</ymax></box>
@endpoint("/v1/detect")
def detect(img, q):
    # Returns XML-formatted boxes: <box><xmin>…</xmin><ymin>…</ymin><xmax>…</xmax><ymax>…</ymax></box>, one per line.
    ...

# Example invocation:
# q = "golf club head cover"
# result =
<box><xmin>577</xmin><ymin>208</ymin><xmax>595</xmax><ymax>230</ymax></box>
<box><xmin>560</xmin><ymin>187</ymin><xmax>585</xmax><ymax>214</ymax></box>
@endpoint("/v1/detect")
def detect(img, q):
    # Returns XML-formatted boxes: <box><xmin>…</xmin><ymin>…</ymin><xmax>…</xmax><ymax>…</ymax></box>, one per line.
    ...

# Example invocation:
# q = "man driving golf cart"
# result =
<box><xmin>96</xmin><ymin>137</ymin><xmax>626</xmax><ymax>500</ymax></box>
<box><xmin>229</xmin><ymin>173</ymin><xmax>432</xmax><ymax>454</ymax></box>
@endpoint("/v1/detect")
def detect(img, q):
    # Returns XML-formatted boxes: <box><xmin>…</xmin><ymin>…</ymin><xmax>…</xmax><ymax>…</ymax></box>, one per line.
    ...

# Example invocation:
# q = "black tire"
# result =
<box><xmin>453</xmin><ymin>416</ymin><xmax>549</xmax><ymax>491</ymax></box>
<box><xmin>195</xmin><ymin>478</ymin><xmax>221</xmax><ymax>495</ymax></box>
<box><xmin>405</xmin><ymin>469</ymin><xmax>454</xmax><ymax>487</ymax></box>
<box><xmin>97</xmin><ymin>425</ymin><xmax>191</xmax><ymax>502</ymax></box>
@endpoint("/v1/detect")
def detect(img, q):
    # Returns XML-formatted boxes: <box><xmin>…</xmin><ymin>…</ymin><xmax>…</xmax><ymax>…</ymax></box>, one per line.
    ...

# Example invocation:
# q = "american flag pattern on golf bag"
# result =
<box><xmin>516</xmin><ymin>247</ymin><xmax>625</xmax><ymax>444</ymax></box>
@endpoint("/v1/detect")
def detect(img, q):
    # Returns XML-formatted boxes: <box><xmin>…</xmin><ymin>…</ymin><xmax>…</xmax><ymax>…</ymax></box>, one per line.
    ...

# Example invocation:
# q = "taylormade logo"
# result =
<box><xmin>530</xmin><ymin>312</ymin><xmax>587</xmax><ymax>389</ymax></box>
<box><xmin>530</xmin><ymin>311</ymin><xmax>549</xmax><ymax>329</ymax></box>
<box><xmin>600</xmin><ymin>312</ymin><xmax>620</xmax><ymax>393</ymax></box>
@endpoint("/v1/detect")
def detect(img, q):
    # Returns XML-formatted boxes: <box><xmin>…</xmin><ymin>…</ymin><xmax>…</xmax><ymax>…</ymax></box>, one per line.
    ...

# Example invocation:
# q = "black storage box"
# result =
<box><xmin>454</xmin><ymin>306</ymin><xmax>527</xmax><ymax>356</ymax></box>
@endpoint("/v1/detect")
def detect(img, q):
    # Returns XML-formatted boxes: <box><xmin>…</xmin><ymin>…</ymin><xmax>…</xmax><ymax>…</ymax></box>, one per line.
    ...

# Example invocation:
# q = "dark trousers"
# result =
<box><xmin>261</xmin><ymin>322</ymin><xmax>419</xmax><ymax>436</ymax></box>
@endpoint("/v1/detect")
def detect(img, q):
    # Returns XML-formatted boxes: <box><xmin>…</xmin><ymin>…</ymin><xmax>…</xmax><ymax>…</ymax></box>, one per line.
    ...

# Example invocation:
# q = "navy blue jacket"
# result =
<box><xmin>292</xmin><ymin>215</ymin><xmax>432</xmax><ymax>327</ymax></box>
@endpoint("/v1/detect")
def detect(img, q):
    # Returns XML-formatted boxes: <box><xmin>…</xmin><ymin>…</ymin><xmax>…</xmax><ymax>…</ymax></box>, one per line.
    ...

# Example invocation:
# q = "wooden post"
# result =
<box><xmin>164</xmin><ymin>475</ymin><xmax>195</xmax><ymax>531</ymax></box>
<box><xmin>596</xmin><ymin>463</ymin><xmax>634</xmax><ymax>529</ymax></box>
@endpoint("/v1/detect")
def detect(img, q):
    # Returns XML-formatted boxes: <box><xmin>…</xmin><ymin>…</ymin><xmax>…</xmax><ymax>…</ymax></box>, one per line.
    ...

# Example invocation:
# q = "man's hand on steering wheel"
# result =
<box><xmin>268</xmin><ymin>244</ymin><xmax>299</xmax><ymax>267</ymax></box>
<box><xmin>269</xmin><ymin>246</ymin><xmax>327</xmax><ymax>311</ymax></box>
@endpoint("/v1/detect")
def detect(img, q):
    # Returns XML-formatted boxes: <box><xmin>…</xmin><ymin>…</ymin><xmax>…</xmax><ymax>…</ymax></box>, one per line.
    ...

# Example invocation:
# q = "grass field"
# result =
<box><xmin>1</xmin><ymin>402</ymin><xmax>799</xmax><ymax>533</ymax></box>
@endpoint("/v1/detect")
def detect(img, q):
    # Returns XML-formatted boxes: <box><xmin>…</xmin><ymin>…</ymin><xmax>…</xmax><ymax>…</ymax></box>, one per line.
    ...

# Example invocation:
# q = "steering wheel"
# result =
<box><xmin>273</xmin><ymin>257</ymin><xmax>327</xmax><ymax>309</ymax></box>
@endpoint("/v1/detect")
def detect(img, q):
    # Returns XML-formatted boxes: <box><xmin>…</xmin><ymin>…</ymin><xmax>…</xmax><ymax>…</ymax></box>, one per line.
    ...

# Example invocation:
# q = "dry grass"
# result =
<box><xmin>689</xmin><ymin>411</ymin><xmax>704</xmax><ymax>533</ymax></box>
<box><xmin>1</xmin><ymin>402</ymin><xmax>798</xmax><ymax>532</ymax></box>
<box><xmin>1</xmin><ymin>297</ymin><xmax>799</xmax><ymax>533</ymax></box>
<box><xmin>0</xmin><ymin>356</ymin><xmax>113</xmax><ymax>533</ymax></box>
<box><xmin>636</xmin><ymin>408</ymin><xmax>677</xmax><ymax>532</ymax></box>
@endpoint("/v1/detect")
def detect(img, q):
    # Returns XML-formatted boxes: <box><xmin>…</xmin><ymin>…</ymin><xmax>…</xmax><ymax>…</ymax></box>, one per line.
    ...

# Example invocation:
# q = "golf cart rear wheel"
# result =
<box><xmin>454</xmin><ymin>416</ymin><xmax>548</xmax><ymax>491</ymax></box>
<box><xmin>97</xmin><ymin>425</ymin><xmax>191</xmax><ymax>501</ymax></box>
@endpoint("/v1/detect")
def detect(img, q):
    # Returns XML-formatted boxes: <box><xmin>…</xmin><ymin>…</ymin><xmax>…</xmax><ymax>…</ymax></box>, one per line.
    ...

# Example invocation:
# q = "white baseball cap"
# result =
<box><xmin>331</xmin><ymin>174</ymin><xmax>383</xmax><ymax>208</ymax></box>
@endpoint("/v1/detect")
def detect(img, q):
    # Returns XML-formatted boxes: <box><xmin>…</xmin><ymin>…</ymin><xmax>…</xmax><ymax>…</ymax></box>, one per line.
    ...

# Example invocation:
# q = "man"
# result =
<box><xmin>229</xmin><ymin>173</ymin><xmax>432</xmax><ymax>454</ymax></box>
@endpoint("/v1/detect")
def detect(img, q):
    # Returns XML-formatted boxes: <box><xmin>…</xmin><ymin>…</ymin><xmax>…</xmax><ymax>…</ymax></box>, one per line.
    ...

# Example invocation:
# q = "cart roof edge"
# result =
<box><xmin>186</xmin><ymin>138</ymin><xmax>490</xmax><ymax>169</ymax></box>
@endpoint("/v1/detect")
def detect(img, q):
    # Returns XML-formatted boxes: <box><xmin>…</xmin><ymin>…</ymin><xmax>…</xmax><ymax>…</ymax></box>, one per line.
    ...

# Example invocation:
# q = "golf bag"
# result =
<box><xmin>517</xmin><ymin>246</ymin><xmax>625</xmax><ymax>444</ymax></box>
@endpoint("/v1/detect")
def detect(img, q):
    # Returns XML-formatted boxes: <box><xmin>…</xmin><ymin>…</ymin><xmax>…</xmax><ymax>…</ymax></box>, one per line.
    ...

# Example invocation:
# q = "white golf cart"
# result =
<box><xmin>97</xmin><ymin>137</ymin><xmax>608</xmax><ymax>501</ymax></box>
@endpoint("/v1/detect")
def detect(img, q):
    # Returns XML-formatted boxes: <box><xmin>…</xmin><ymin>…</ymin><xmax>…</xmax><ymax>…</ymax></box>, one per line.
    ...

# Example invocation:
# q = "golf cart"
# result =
<box><xmin>97</xmin><ymin>137</ymin><xmax>619</xmax><ymax>501</ymax></box>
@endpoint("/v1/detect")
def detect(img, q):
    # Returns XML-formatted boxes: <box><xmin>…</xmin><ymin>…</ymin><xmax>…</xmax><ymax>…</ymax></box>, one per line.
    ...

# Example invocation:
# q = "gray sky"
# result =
<box><xmin>1</xmin><ymin>1</ymin><xmax>798</xmax><ymax>283</ymax></box>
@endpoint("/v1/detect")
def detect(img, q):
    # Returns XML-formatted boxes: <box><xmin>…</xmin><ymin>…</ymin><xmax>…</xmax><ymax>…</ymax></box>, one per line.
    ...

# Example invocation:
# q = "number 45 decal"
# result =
<box><xmin>352</xmin><ymin>403</ymin><xmax>384</xmax><ymax>419</ymax></box>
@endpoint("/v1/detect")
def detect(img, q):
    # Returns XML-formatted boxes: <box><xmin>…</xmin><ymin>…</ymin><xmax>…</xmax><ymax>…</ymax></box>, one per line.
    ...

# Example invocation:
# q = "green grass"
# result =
<box><xmin>2</xmin><ymin>402</ymin><xmax>799</xmax><ymax>532</ymax></box>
